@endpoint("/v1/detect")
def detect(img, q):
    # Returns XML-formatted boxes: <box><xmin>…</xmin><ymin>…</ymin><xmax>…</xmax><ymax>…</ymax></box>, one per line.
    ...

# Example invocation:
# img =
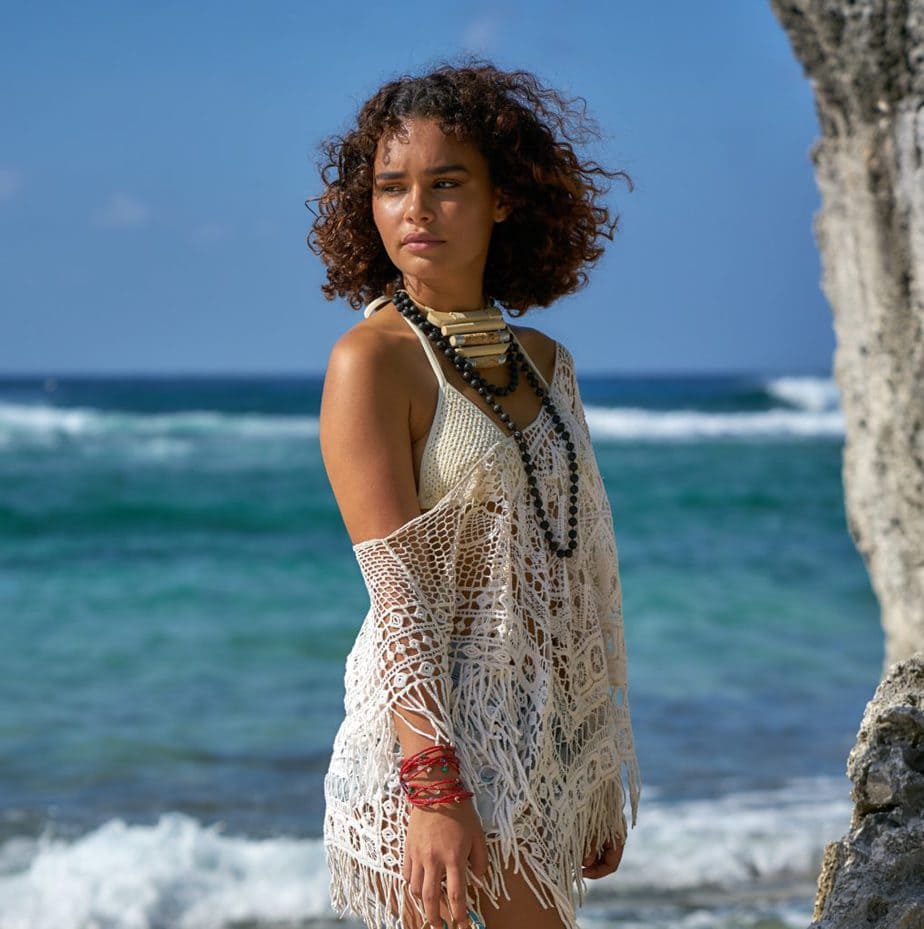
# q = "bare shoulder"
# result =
<box><xmin>323</xmin><ymin>306</ymin><xmax>421</xmax><ymax>391</ymax></box>
<box><xmin>319</xmin><ymin>316</ymin><xmax>422</xmax><ymax>547</ymax></box>
<box><xmin>509</xmin><ymin>323</ymin><xmax>561</xmax><ymax>381</ymax></box>
<box><xmin>320</xmin><ymin>310</ymin><xmax>419</xmax><ymax>462</ymax></box>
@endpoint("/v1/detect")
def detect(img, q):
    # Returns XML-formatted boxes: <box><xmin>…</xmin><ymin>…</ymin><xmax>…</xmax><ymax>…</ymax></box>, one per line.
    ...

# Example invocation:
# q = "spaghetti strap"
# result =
<box><xmin>509</xmin><ymin>330</ymin><xmax>551</xmax><ymax>390</ymax></box>
<box><xmin>363</xmin><ymin>294</ymin><xmax>393</xmax><ymax>318</ymax></box>
<box><xmin>398</xmin><ymin>314</ymin><xmax>448</xmax><ymax>387</ymax></box>
<box><xmin>362</xmin><ymin>293</ymin><xmax>447</xmax><ymax>388</ymax></box>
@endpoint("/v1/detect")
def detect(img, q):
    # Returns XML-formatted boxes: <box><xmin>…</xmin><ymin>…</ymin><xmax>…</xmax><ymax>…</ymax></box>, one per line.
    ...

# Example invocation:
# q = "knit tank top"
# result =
<box><xmin>363</xmin><ymin>294</ymin><xmax>554</xmax><ymax>511</ymax></box>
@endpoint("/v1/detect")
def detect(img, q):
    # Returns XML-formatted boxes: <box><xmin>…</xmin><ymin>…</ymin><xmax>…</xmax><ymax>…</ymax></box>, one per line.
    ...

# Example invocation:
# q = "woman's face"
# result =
<box><xmin>371</xmin><ymin>117</ymin><xmax>509</xmax><ymax>293</ymax></box>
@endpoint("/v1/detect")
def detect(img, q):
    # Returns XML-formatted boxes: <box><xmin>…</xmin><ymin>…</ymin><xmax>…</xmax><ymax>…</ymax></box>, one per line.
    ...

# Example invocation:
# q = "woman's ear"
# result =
<box><xmin>493</xmin><ymin>189</ymin><xmax>511</xmax><ymax>223</ymax></box>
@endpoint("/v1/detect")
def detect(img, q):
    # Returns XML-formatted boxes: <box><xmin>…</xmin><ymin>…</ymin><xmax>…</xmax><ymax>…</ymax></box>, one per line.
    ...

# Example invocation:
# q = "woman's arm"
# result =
<box><xmin>320</xmin><ymin>329</ymin><xmax>487</xmax><ymax>929</ymax></box>
<box><xmin>320</xmin><ymin>328</ymin><xmax>450</xmax><ymax>753</ymax></box>
<box><xmin>320</xmin><ymin>328</ymin><xmax>420</xmax><ymax>550</ymax></box>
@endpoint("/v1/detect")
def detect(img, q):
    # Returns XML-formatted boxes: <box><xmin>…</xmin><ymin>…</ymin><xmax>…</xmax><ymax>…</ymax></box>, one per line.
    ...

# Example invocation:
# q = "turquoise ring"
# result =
<box><xmin>436</xmin><ymin>906</ymin><xmax>485</xmax><ymax>928</ymax></box>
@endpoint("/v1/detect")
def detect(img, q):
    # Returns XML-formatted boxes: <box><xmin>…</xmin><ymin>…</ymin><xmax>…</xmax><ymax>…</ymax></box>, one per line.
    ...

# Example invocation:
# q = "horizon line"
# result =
<box><xmin>0</xmin><ymin>367</ymin><xmax>835</xmax><ymax>381</ymax></box>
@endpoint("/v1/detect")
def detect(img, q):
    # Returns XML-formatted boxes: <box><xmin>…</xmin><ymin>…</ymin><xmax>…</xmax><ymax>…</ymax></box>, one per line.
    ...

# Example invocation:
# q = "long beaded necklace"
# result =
<box><xmin>392</xmin><ymin>288</ymin><xmax>579</xmax><ymax>558</ymax></box>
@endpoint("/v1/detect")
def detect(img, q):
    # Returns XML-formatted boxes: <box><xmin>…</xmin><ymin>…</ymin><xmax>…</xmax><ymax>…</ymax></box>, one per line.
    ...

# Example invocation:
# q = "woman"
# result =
<box><xmin>308</xmin><ymin>58</ymin><xmax>642</xmax><ymax>929</ymax></box>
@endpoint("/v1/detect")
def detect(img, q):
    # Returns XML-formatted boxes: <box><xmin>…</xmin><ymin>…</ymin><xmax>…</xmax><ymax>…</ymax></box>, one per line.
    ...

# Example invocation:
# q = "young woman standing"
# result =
<box><xmin>309</xmin><ymin>58</ymin><xmax>642</xmax><ymax>929</ymax></box>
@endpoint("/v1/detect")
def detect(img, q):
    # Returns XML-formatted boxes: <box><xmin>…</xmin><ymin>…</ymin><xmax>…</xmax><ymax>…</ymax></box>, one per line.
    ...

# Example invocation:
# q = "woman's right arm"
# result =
<box><xmin>319</xmin><ymin>329</ymin><xmax>488</xmax><ymax>929</ymax></box>
<box><xmin>319</xmin><ymin>328</ymin><xmax>421</xmax><ymax>548</ymax></box>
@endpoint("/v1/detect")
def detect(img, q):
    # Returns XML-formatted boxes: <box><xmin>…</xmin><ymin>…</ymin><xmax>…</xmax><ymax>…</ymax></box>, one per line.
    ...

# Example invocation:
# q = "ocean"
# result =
<box><xmin>0</xmin><ymin>369</ymin><xmax>882</xmax><ymax>929</ymax></box>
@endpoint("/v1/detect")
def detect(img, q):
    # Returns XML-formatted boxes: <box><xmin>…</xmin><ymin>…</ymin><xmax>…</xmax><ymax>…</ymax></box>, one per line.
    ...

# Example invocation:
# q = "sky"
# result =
<box><xmin>0</xmin><ymin>1</ymin><xmax>834</xmax><ymax>376</ymax></box>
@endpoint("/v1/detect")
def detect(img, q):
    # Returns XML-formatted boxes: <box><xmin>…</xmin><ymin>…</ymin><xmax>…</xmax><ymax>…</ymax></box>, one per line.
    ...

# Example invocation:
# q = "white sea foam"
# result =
<box><xmin>0</xmin><ymin>402</ymin><xmax>316</xmax><ymax>458</ymax></box>
<box><xmin>0</xmin><ymin>393</ymin><xmax>845</xmax><ymax>457</ymax></box>
<box><xmin>580</xmin><ymin>374</ymin><xmax>843</xmax><ymax>441</ymax></box>
<box><xmin>609</xmin><ymin>775</ymin><xmax>851</xmax><ymax>892</ymax></box>
<box><xmin>764</xmin><ymin>376</ymin><xmax>841</xmax><ymax>413</ymax></box>
<box><xmin>583</xmin><ymin>404</ymin><xmax>844</xmax><ymax>440</ymax></box>
<box><xmin>0</xmin><ymin>777</ymin><xmax>852</xmax><ymax>929</ymax></box>
<box><xmin>0</xmin><ymin>813</ymin><xmax>332</xmax><ymax>929</ymax></box>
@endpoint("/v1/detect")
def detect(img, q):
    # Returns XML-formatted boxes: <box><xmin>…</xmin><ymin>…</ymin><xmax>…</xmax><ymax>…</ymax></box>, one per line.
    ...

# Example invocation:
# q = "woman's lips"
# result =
<box><xmin>402</xmin><ymin>239</ymin><xmax>444</xmax><ymax>251</ymax></box>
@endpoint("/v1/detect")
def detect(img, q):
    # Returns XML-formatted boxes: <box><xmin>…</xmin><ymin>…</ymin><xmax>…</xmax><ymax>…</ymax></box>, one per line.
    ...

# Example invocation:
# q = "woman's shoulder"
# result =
<box><xmin>509</xmin><ymin>324</ymin><xmax>568</xmax><ymax>380</ymax></box>
<box><xmin>327</xmin><ymin>300</ymin><xmax>417</xmax><ymax>369</ymax></box>
<box><xmin>323</xmin><ymin>302</ymin><xmax>435</xmax><ymax>428</ymax></box>
<box><xmin>328</xmin><ymin>313</ymin><xmax>566</xmax><ymax>391</ymax></box>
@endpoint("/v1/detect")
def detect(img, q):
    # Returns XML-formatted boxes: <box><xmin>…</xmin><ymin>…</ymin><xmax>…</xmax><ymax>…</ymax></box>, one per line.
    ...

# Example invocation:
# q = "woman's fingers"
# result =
<box><xmin>408</xmin><ymin>861</ymin><xmax>434</xmax><ymax>929</ymax></box>
<box><xmin>402</xmin><ymin>851</ymin><xmax>413</xmax><ymax>886</ymax></box>
<box><xmin>421</xmin><ymin>862</ymin><xmax>445</xmax><ymax>929</ymax></box>
<box><xmin>444</xmin><ymin>860</ymin><xmax>471</xmax><ymax>928</ymax></box>
<box><xmin>469</xmin><ymin>832</ymin><xmax>488</xmax><ymax>882</ymax></box>
<box><xmin>581</xmin><ymin>836</ymin><xmax>625</xmax><ymax>879</ymax></box>
<box><xmin>581</xmin><ymin>833</ymin><xmax>600</xmax><ymax>866</ymax></box>
<box><xmin>605</xmin><ymin>838</ymin><xmax>625</xmax><ymax>870</ymax></box>
<box><xmin>408</xmin><ymin>858</ymin><xmax>423</xmax><ymax>900</ymax></box>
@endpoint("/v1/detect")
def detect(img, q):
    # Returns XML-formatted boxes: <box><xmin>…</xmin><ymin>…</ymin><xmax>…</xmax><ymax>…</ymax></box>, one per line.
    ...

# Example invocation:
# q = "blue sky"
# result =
<box><xmin>0</xmin><ymin>2</ymin><xmax>832</xmax><ymax>376</ymax></box>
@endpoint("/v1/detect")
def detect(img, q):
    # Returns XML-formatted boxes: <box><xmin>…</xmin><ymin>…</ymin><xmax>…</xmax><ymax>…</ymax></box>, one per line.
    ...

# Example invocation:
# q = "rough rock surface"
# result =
<box><xmin>768</xmin><ymin>0</ymin><xmax>924</xmax><ymax>671</ymax></box>
<box><xmin>808</xmin><ymin>654</ymin><xmax>924</xmax><ymax>928</ymax></box>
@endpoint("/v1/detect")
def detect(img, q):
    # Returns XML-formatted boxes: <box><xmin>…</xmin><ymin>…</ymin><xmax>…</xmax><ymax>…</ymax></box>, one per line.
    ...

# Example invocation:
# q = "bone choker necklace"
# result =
<box><xmin>405</xmin><ymin>293</ymin><xmax>512</xmax><ymax>370</ymax></box>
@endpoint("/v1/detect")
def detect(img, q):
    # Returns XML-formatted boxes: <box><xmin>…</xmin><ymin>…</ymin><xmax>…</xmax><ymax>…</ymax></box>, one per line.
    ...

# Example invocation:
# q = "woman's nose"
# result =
<box><xmin>404</xmin><ymin>184</ymin><xmax>434</xmax><ymax>222</ymax></box>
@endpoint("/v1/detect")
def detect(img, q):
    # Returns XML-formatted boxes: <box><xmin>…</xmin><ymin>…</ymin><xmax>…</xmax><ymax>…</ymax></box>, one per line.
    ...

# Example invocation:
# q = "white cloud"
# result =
<box><xmin>91</xmin><ymin>193</ymin><xmax>151</xmax><ymax>228</ymax></box>
<box><xmin>0</xmin><ymin>167</ymin><xmax>24</xmax><ymax>201</ymax></box>
<box><xmin>461</xmin><ymin>13</ymin><xmax>502</xmax><ymax>50</ymax></box>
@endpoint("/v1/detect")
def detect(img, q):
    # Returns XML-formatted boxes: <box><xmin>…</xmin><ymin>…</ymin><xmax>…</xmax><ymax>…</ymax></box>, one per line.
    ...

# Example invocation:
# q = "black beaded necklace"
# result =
<box><xmin>392</xmin><ymin>288</ymin><xmax>579</xmax><ymax>558</ymax></box>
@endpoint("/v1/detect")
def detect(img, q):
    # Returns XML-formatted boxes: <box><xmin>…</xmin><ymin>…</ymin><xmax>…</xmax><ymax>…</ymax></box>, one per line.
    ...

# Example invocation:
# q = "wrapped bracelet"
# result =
<box><xmin>399</xmin><ymin>742</ymin><xmax>474</xmax><ymax>807</ymax></box>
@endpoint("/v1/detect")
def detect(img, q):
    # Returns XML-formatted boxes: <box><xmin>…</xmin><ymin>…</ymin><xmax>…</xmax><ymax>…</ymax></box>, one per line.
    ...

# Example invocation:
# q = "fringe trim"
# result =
<box><xmin>324</xmin><ymin>769</ymin><xmax>636</xmax><ymax>929</ymax></box>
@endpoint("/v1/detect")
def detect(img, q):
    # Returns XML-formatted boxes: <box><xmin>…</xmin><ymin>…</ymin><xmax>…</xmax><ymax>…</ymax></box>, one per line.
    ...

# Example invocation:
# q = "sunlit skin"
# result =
<box><xmin>371</xmin><ymin>117</ymin><xmax>510</xmax><ymax>314</ymax></box>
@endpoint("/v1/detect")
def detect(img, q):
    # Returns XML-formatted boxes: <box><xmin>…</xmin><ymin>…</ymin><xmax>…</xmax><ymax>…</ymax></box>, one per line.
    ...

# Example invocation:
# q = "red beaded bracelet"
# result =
<box><xmin>399</xmin><ymin>742</ymin><xmax>474</xmax><ymax>807</ymax></box>
<box><xmin>400</xmin><ymin>743</ymin><xmax>461</xmax><ymax>779</ymax></box>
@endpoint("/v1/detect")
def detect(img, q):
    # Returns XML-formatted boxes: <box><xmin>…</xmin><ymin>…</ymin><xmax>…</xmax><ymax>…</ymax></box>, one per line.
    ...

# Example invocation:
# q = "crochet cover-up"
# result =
<box><xmin>323</xmin><ymin>298</ymin><xmax>642</xmax><ymax>929</ymax></box>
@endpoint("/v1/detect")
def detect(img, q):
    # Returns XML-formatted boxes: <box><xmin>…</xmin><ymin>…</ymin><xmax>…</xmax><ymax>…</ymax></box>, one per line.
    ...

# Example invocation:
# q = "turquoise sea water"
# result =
<box><xmin>0</xmin><ymin>371</ymin><xmax>882</xmax><ymax>928</ymax></box>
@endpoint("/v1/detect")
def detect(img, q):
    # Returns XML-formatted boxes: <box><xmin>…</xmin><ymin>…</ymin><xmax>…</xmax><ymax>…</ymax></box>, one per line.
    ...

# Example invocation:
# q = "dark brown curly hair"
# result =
<box><xmin>305</xmin><ymin>55</ymin><xmax>632</xmax><ymax>316</ymax></box>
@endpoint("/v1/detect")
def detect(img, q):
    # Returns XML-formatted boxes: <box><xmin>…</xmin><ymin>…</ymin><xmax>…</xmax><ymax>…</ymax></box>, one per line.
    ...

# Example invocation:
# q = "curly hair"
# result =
<box><xmin>305</xmin><ymin>55</ymin><xmax>632</xmax><ymax>316</ymax></box>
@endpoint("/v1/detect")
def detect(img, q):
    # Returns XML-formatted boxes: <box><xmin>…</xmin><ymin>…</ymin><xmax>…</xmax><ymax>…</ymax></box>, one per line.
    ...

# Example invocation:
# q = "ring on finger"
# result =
<box><xmin>439</xmin><ymin>889</ymin><xmax>477</xmax><ymax>929</ymax></box>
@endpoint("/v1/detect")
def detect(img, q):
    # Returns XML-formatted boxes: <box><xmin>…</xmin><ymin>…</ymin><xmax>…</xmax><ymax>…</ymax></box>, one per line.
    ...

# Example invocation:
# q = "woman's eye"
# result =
<box><xmin>379</xmin><ymin>181</ymin><xmax>457</xmax><ymax>193</ymax></box>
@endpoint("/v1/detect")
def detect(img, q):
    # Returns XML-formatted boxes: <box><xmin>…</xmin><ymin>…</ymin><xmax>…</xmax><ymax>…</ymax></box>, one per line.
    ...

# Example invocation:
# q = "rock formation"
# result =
<box><xmin>808</xmin><ymin>655</ymin><xmax>924</xmax><ymax>928</ymax></box>
<box><xmin>768</xmin><ymin>0</ymin><xmax>924</xmax><ymax>670</ymax></box>
<box><xmin>767</xmin><ymin>4</ymin><xmax>924</xmax><ymax>924</ymax></box>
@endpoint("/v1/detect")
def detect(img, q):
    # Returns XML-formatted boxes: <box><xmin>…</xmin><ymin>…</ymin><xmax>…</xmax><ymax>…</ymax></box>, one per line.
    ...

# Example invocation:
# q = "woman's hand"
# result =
<box><xmin>403</xmin><ymin>799</ymin><xmax>488</xmax><ymax>929</ymax></box>
<box><xmin>581</xmin><ymin>833</ymin><xmax>625</xmax><ymax>879</ymax></box>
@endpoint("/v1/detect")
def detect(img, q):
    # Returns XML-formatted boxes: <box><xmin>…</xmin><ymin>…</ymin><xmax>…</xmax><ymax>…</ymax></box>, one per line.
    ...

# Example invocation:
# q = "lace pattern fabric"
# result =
<box><xmin>322</xmin><ymin>340</ymin><xmax>642</xmax><ymax>929</ymax></box>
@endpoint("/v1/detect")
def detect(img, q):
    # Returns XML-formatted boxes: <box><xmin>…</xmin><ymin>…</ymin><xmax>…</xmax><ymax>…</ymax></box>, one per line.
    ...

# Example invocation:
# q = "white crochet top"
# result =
<box><xmin>323</xmin><ymin>294</ymin><xmax>642</xmax><ymax>929</ymax></box>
